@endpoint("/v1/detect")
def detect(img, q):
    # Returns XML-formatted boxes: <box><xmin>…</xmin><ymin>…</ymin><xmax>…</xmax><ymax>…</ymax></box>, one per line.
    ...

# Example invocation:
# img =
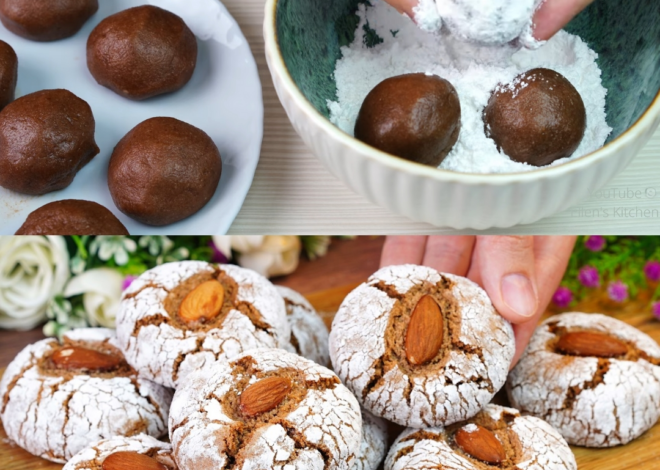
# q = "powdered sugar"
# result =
<box><xmin>329</xmin><ymin>1</ymin><xmax>611</xmax><ymax>174</ymax></box>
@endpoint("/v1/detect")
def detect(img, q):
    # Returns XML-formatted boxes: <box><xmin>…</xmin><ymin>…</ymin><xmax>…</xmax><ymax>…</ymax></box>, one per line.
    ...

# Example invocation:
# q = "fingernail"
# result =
<box><xmin>501</xmin><ymin>274</ymin><xmax>538</xmax><ymax>318</ymax></box>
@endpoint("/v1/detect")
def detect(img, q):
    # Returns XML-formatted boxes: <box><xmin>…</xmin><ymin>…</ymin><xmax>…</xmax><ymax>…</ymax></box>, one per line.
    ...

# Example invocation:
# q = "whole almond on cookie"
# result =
<box><xmin>178</xmin><ymin>280</ymin><xmax>225</xmax><ymax>324</ymax></box>
<box><xmin>455</xmin><ymin>424</ymin><xmax>506</xmax><ymax>464</ymax></box>
<box><xmin>102</xmin><ymin>451</ymin><xmax>168</xmax><ymax>470</ymax></box>
<box><xmin>405</xmin><ymin>295</ymin><xmax>444</xmax><ymax>365</ymax></box>
<box><xmin>556</xmin><ymin>331</ymin><xmax>628</xmax><ymax>358</ymax></box>
<box><xmin>51</xmin><ymin>346</ymin><xmax>123</xmax><ymax>371</ymax></box>
<box><xmin>240</xmin><ymin>376</ymin><xmax>292</xmax><ymax>418</ymax></box>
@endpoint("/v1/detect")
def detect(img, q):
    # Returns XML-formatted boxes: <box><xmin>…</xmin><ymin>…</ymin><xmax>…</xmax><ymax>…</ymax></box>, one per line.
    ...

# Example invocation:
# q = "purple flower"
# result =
<box><xmin>652</xmin><ymin>302</ymin><xmax>660</xmax><ymax>320</ymax></box>
<box><xmin>209</xmin><ymin>239</ymin><xmax>229</xmax><ymax>264</ymax></box>
<box><xmin>122</xmin><ymin>275</ymin><xmax>137</xmax><ymax>291</ymax></box>
<box><xmin>585</xmin><ymin>236</ymin><xmax>606</xmax><ymax>252</ymax></box>
<box><xmin>552</xmin><ymin>286</ymin><xmax>573</xmax><ymax>308</ymax></box>
<box><xmin>644</xmin><ymin>260</ymin><xmax>660</xmax><ymax>282</ymax></box>
<box><xmin>577</xmin><ymin>266</ymin><xmax>600</xmax><ymax>288</ymax></box>
<box><xmin>607</xmin><ymin>281</ymin><xmax>629</xmax><ymax>303</ymax></box>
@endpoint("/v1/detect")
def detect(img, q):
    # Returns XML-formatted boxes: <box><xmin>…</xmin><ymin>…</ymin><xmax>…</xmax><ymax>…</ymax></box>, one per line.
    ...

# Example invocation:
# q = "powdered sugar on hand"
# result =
<box><xmin>328</xmin><ymin>1</ymin><xmax>611</xmax><ymax>174</ymax></box>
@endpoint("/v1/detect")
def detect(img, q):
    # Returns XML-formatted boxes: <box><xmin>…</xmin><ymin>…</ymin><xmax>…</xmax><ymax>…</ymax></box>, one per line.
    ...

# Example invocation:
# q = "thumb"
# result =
<box><xmin>387</xmin><ymin>0</ymin><xmax>418</xmax><ymax>17</ymax></box>
<box><xmin>532</xmin><ymin>0</ymin><xmax>595</xmax><ymax>41</ymax></box>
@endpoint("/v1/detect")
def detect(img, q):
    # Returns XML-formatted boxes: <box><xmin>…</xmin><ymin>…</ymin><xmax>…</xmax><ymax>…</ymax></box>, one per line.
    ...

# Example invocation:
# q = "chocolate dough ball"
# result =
<box><xmin>16</xmin><ymin>200</ymin><xmax>129</xmax><ymax>235</ymax></box>
<box><xmin>0</xmin><ymin>89</ymin><xmax>99</xmax><ymax>195</ymax></box>
<box><xmin>108</xmin><ymin>117</ymin><xmax>222</xmax><ymax>226</ymax></box>
<box><xmin>354</xmin><ymin>73</ymin><xmax>461</xmax><ymax>167</ymax></box>
<box><xmin>0</xmin><ymin>40</ymin><xmax>17</xmax><ymax>110</ymax></box>
<box><xmin>0</xmin><ymin>0</ymin><xmax>98</xmax><ymax>42</ymax></box>
<box><xmin>483</xmin><ymin>68</ymin><xmax>587</xmax><ymax>167</ymax></box>
<box><xmin>87</xmin><ymin>5</ymin><xmax>197</xmax><ymax>101</ymax></box>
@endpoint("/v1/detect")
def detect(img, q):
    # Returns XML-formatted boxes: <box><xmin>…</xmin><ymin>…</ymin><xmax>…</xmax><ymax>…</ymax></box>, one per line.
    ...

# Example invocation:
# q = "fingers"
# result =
<box><xmin>386</xmin><ymin>0</ymin><xmax>418</xmax><ymax>17</ymax></box>
<box><xmin>422</xmin><ymin>236</ymin><xmax>476</xmax><ymax>276</ymax></box>
<box><xmin>380</xmin><ymin>236</ymin><xmax>428</xmax><ymax>267</ymax></box>
<box><xmin>532</xmin><ymin>0</ymin><xmax>596</xmax><ymax>41</ymax></box>
<box><xmin>469</xmin><ymin>236</ymin><xmax>539</xmax><ymax>324</ymax></box>
<box><xmin>510</xmin><ymin>236</ymin><xmax>577</xmax><ymax>366</ymax></box>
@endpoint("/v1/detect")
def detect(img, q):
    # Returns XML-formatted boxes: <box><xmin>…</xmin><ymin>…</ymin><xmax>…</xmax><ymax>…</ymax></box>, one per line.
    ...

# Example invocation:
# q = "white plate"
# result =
<box><xmin>0</xmin><ymin>0</ymin><xmax>263</xmax><ymax>235</ymax></box>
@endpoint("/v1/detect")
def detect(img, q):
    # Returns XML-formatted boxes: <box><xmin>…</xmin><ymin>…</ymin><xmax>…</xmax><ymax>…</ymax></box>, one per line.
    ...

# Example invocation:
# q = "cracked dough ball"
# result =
<box><xmin>329</xmin><ymin>265</ymin><xmax>515</xmax><ymax>428</ymax></box>
<box><xmin>0</xmin><ymin>328</ymin><xmax>172</xmax><ymax>463</ymax></box>
<box><xmin>276</xmin><ymin>286</ymin><xmax>330</xmax><ymax>367</ymax></box>
<box><xmin>385</xmin><ymin>404</ymin><xmax>576</xmax><ymax>470</ymax></box>
<box><xmin>355</xmin><ymin>409</ymin><xmax>389</xmax><ymax>470</ymax></box>
<box><xmin>0</xmin><ymin>0</ymin><xmax>98</xmax><ymax>42</ymax></box>
<box><xmin>169</xmin><ymin>348</ymin><xmax>362</xmax><ymax>470</ymax></box>
<box><xmin>63</xmin><ymin>434</ymin><xmax>177</xmax><ymax>470</ymax></box>
<box><xmin>507</xmin><ymin>312</ymin><xmax>660</xmax><ymax>447</ymax></box>
<box><xmin>86</xmin><ymin>5</ymin><xmax>197</xmax><ymax>100</ymax></box>
<box><xmin>116</xmin><ymin>261</ymin><xmax>291</xmax><ymax>389</ymax></box>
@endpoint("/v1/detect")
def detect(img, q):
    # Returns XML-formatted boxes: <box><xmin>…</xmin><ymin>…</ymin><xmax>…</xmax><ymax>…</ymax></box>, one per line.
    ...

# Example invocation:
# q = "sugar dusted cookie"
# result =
<box><xmin>385</xmin><ymin>405</ymin><xmax>576</xmax><ymax>470</ymax></box>
<box><xmin>329</xmin><ymin>265</ymin><xmax>515</xmax><ymax>428</ymax></box>
<box><xmin>63</xmin><ymin>434</ymin><xmax>177</xmax><ymax>470</ymax></box>
<box><xmin>169</xmin><ymin>348</ymin><xmax>362</xmax><ymax>470</ymax></box>
<box><xmin>355</xmin><ymin>409</ymin><xmax>389</xmax><ymax>470</ymax></box>
<box><xmin>508</xmin><ymin>312</ymin><xmax>660</xmax><ymax>447</ymax></box>
<box><xmin>116</xmin><ymin>261</ymin><xmax>290</xmax><ymax>389</ymax></box>
<box><xmin>0</xmin><ymin>328</ymin><xmax>171</xmax><ymax>463</ymax></box>
<box><xmin>276</xmin><ymin>285</ymin><xmax>330</xmax><ymax>366</ymax></box>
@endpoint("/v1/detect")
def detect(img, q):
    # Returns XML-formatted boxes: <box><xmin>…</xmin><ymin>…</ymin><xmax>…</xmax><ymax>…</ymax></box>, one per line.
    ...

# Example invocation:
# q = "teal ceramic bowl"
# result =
<box><xmin>265</xmin><ymin>0</ymin><xmax>660</xmax><ymax>229</ymax></box>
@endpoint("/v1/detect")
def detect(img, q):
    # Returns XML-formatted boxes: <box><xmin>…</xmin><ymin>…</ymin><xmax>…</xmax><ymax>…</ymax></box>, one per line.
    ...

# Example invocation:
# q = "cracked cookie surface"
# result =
<box><xmin>276</xmin><ymin>286</ymin><xmax>330</xmax><ymax>367</ymax></box>
<box><xmin>169</xmin><ymin>348</ymin><xmax>362</xmax><ymax>470</ymax></box>
<box><xmin>355</xmin><ymin>408</ymin><xmax>388</xmax><ymax>470</ymax></box>
<box><xmin>329</xmin><ymin>265</ymin><xmax>515</xmax><ymax>428</ymax></box>
<box><xmin>63</xmin><ymin>434</ymin><xmax>177</xmax><ymax>470</ymax></box>
<box><xmin>116</xmin><ymin>261</ymin><xmax>290</xmax><ymax>389</ymax></box>
<box><xmin>385</xmin><ymin>404</ymin><xmax>576</xmax><ymax>470</ymax></box>
<box><xmin>0</xmin><ymin>328</ymin><xmax>172</xmax><ymax>463</ymax></box>
<box><xmin>507</xmin><ymin>312</ymin><xmax>660</xmax><ymax>447</ymax></box>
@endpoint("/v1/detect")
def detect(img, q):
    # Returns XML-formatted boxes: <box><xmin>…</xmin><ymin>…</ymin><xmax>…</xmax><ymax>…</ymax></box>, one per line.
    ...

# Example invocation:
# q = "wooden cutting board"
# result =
<box><xmin>2</xmin><ymin>283</ymin><xmax>660</xmax><ymax>469</ymax></box>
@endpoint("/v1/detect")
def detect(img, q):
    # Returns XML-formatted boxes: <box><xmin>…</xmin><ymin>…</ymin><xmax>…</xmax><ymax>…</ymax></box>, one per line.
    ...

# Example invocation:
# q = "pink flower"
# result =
<box><xmin>578</xmin><ymin>266</ymin><xmax>600</xmax><ymax>288</ymax></box>
<box><xmin>607</xmin><ymin>281</ymin><xmax>629</xmax><ymax>303</ymax></box>
<box><xmin>122</xmin><ymin>275</ymin><xmax>137</xmax><ymax>291</ymax></box>
<box><xmin>652</xmin><ymin>302</ymin><xmax>660</xmax><ymax>320</ymax></box>
<box><xmin>644</xmin><ymin>261</ymin><xmax>660</xmax><ymax>282</ymax></box>
<box><xmin>209</xmin><ymin>239</ymin><xmax>229</xmax><ymax>264</ymax></box>
<box><xmin>553</xmin><ymin>286</ymin><xmax>573</xmax><ymax>308</ymax></box>
<box><xmin>585</xmin><ymin>236</ymin><xmax>606</xmax><ymax>252</ymax></box>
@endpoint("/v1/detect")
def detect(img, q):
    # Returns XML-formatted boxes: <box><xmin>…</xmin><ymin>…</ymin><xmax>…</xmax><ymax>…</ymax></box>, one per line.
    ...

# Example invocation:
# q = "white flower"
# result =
<box><xmin>63</xmin><ymin>268</ymin><xmax>124</xmax><ymax>328</ymax></box>
<box><xmin>89</xmin><ymin>236</ymin><xmax>137</xmax><ymax>266</ymax></box>
<box><xmin>212</xmin><ymin>236</ymin><xmax>302</xmax><ymax>278</ymax></box>
<box><xmin>0</xmin><ymin>236</ymin><xmax>70</xmax><ymax>330</ymax></box>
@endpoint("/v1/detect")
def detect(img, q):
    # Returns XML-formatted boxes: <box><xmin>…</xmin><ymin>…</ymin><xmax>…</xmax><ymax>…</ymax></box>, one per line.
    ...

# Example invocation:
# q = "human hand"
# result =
<box><xmin>380</xmin><ymin>236</ymin><xmax>576</xmax><ymax>366</ymax></box>
<box><xmin>383</xmin><ymin>0</ymin><xmax>596</xmax><ymax>42</ymax></box>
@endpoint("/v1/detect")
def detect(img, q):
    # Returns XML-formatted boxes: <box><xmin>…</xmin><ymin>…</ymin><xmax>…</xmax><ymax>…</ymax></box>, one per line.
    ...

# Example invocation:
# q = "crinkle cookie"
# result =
<box><xmin>508</xmin><ymin>312</ymin><xmax>660</xmax><ymax>447</ymax></box>
<box><xmin>0</xmin><ymin>328</ymin><xmax>171</xmax><ymax>463</ymax></box>
<box><xmin>385</xmin><ymin>405</ymin><xmax>577</xmax><ymax>470</ymax></box>
<box><xmin>169</xmin><ymin>348</ymin><xmax>362</xmax><ymax>470</ymax></box>
<box><xmin>329</xmin><ymin>265</ymin><xmax>515</xmax><ymax>428</ymax></box>
<box><xmin>355</xmin><ymin>409</ymin><xmax>389</xmax><ymax>470</ymax></box>
<box><xmin>276</xmin><ymin>285</ymin><xmax>330</xmax><ymax>366</ymax></box>
<box><xmin>63</xmin><ymin>434</ymin><xmax>177</xmax><ymax>470</ymax></box>
<box><xmin>116</xmin><ymin>261</ymin><xmax>290</xmax><ymax>389</ymax></box>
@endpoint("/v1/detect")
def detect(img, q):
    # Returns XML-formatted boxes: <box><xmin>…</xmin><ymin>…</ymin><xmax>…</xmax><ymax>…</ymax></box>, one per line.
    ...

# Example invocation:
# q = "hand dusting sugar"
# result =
<box><xmin>414</xmin><ymin>0</ymin><xmax>544</xmax><ymax>46</ymax></box>
<box><xmin>328</xmin><ymin>1</ymin><xmax>612</xmax><ymax>174</ymax></box>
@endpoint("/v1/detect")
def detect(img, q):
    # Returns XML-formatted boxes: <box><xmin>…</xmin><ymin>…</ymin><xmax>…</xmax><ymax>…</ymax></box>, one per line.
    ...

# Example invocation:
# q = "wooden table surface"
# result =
<box><xmin>226</xmin><ymin>0</ymin><xmax>660</xmax><ymax>234</ymax></box>
<box><xmin>3</xmin><ymin>235</ymin><xmax>660</xmax><ymax>469</ymax></box>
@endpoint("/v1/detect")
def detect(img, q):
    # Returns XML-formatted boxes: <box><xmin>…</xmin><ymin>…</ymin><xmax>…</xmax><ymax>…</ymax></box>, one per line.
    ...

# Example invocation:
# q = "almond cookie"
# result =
<box><xmin>276</xmin><ymin>285</ymin><xmax>330</xmax><ymax>366</ymax></box>
<box><xmin>507</xmin><ymin>312</ymin><xmax>660</xmax><ymax>447</ymax></box>
<box><xmin>169</xmin><ymin>348</ymin><xmax>362</xmax><ymax>470</ymax></box>
<box><xmin>116</xmin><ymin>261</ymin><xmax>290</xmax><ymax>389</ymax></box>
<box><xmin>63</xmin><ymin>434</ymin><xmax>177</xmax><ymax>470</ymax></box>
<box><xmin>329</xmin><ymin>265</ymin><xmax>515</xmax><ymax>428</ymax></box>
<box><xmin>0</xmin><ymin>328</ymin><xmax>171</xmax><ymax>463</ymax></box>
<box><xmin>385</xmin><ymin>405</ymin><xmax>577</xmax><ymax>470</ymax></box>
<box><xmin>355</xmin><ymin>409</ymin><xmax>389</xmax><ymax>470</ymax></box>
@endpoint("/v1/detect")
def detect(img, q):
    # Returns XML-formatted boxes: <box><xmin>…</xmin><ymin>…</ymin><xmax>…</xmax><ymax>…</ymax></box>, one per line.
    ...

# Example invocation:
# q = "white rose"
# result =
<box><xmin>212</xmin><ymin>236</ymin><xmax>302</xmax><ymax>277</ymax></box>
<box><xmin>0</xmin><ymin>236</ymin><xmax>70</xmax><ymax>330</ymax></box>
<box><xmin>63</xmin><ymin>268</ymin><xmax>124</xmax><ymax>328</ymax></box>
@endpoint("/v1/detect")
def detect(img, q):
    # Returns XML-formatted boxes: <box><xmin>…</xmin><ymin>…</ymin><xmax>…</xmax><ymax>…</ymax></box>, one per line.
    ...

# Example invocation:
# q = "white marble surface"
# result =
<box><xmin>228</xmin><ymin>0</ymin><xmax>660</xmax><ymax>235</ymax></box>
